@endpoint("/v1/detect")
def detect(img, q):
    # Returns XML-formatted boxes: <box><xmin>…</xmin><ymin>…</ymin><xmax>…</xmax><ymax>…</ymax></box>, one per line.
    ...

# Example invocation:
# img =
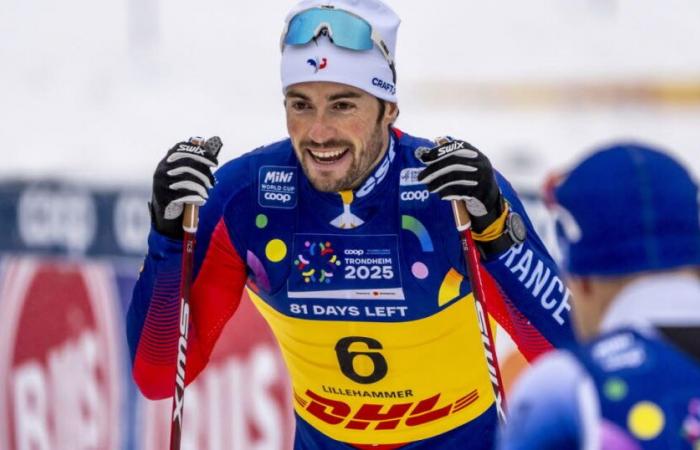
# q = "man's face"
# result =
<box><xmin>285</xmin><ymin>81</ymin><xmax>395</xmax><ymax>192</ymax></box>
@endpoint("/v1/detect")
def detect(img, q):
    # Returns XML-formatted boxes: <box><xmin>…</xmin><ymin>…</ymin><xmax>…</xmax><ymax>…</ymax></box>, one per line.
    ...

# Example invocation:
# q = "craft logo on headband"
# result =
<box><xmin>306</xmin><ymin>57</ymin><xmax>328</xmax><ymax>73</ymax></box>
<box><xmin>372</xmin><ymin>77</ymin><xmax>395</xmax><ymax>95</ymax></box>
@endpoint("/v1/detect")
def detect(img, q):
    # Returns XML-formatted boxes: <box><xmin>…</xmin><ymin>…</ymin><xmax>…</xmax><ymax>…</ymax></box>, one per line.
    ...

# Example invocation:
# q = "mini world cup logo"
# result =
<box><xmin>295</xmin><ymin>241</ymin><xmax>341</xmax><ymax>283</ymax></box>
<box><xmin>306</xmin><ymin>57</ymin><xmax>328</xmax><ymax>73</ymax></box>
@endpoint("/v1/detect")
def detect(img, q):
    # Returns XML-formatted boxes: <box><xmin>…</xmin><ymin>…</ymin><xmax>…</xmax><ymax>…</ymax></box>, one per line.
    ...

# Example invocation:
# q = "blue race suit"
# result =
<box><xmin>497</xmin><ymin>273</ymin><xmax>700</xmax><ymax>450</ymax></box>
<box><xmin>127</xmin><ymin>128</ymin><xmax>575</xmax><ymax>449</ymax></box>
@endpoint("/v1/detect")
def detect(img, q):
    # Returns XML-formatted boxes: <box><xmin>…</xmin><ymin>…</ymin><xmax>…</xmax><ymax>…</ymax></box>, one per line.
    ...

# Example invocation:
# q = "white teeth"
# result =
<box><xmin>309</xmin><ymin>149</ymin><xmax>346</xmax><ymax>160</ymax></box>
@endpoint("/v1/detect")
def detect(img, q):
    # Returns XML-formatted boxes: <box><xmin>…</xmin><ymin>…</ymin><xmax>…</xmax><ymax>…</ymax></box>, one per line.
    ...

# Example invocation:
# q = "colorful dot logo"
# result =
<box><xmin>627</xmin><ymin>401</ymin><xmax>665</xmax><ymax>440</ymax></box>
<box><xmin>294</xmin><ymin>241</ymin><xmax>341</xmax><ymax>284</ymax></box>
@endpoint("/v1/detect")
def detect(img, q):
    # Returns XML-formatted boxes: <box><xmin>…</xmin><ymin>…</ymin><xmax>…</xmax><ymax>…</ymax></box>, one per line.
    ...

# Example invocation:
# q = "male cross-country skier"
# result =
<box><xmin>497</xmin><ymin>143</ymin><xmax>700</xmax><ymax>450</ymax></box>
<box><xmin>127</xmin><ymin>0</ymin><xmax>575</xmax><ymax>448</ymax></box>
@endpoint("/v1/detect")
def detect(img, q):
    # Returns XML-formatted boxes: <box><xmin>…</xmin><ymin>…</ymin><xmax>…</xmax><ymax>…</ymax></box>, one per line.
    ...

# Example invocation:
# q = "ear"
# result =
<box><xmin>383</xmin><ymin>102</ymin><xmax>399</xmax><ymax>125</ymax></box>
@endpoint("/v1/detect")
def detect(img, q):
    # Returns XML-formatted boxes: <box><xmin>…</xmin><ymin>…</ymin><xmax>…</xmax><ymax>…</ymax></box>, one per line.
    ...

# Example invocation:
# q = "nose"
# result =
<box><xmin>307</xmin><ymin>113</ymin><xmax>336</xmax><ymax>145</ymax></box>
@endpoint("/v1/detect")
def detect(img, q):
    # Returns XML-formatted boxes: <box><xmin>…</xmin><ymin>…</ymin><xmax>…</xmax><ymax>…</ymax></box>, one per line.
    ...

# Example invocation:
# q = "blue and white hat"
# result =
<box><xmin>551</xmin><ymin>142</ymin><xmax>700</xmax><ymax>276</ymax></box>
<box><xmin>280</xmin><ymin>0</ymin><xmax>400</xmax><ymax>102</ymax></box>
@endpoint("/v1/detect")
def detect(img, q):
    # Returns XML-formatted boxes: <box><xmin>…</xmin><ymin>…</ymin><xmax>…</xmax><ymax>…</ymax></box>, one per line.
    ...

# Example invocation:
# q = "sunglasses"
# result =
<box><xmin>281</xmin><ymin>7</ymin><xmax>396</xmax><ymax>82</ymax></box>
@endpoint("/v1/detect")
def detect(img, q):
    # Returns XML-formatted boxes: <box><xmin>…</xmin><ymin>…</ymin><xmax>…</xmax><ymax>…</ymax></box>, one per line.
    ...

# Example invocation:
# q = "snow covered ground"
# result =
<box><xmin>2</xmin><ymin>0</ymin><xmax>699</xmax><ymax>187</ymax></box>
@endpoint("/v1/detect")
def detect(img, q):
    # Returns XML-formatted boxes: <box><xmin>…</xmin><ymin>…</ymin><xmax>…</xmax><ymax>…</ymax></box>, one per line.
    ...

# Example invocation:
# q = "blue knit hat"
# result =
<box><xmin>551</xmin><ymin>142</ymin><xmax>700</xmax><ymax>276</ymax></box>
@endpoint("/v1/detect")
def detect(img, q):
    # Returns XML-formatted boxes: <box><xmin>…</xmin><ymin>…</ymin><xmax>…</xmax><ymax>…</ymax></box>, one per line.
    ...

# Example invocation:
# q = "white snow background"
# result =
<box><xmin>2</xmin><ymin>0</ymin><xmax>699</xmax><ymax>187</ymax></box>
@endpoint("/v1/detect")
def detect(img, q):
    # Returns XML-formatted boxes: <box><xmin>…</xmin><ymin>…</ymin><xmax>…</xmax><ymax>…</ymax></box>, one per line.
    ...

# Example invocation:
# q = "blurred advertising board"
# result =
<box><xmin>0</xmin><ymin>180</ymin><xmax>293</xmax><ymax>449</ymax></box>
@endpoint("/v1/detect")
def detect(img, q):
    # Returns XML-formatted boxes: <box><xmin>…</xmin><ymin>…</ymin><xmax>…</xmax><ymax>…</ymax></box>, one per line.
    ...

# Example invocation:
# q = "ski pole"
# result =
<box><xmin>423</xmin><ymin>136</ymin><xmax>508</xmax><ymax>424</ymax></box>
<box><xmin>450</xmin><ymin>198</ymin><xmax>508</xmax><ymax>424</ymax></box>
<box><xmin>169</xmin><ymin>136</ymin><xmax>222</xmax><ymax>450</ymax></box>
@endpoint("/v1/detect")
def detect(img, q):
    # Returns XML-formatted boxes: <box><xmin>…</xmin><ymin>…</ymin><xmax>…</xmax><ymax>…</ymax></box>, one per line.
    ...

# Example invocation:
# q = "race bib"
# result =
<box><xmin>287</xmin><ymin>234</ymin><xmax>405</xmax><ymax>300</ymax></box>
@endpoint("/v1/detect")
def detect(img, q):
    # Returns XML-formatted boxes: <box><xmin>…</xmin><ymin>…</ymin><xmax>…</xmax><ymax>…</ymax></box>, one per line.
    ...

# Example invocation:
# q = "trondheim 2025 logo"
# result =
<box><xmin>295</xmin><ymin>241</ymin><xmax>341</xmax><ymax>284</ymax></box>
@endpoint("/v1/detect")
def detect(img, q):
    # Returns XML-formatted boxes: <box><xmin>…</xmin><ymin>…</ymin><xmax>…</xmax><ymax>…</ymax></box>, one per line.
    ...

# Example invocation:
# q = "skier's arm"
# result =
<box><xmin>127</xmin><ymin>221</ymin><xmax>247</xmax><ymax>399</ymax></box>
<box><xmin>418</xmin><ymin>139</ymin><xmax>575</xmax><ymax>357</ymax></box>
<box><xmin>479</xmin><ymin>173</ymin><xmax>576</xmax><ymax>356</ymax></box>
<box><xmin>126</xmin><ymin>140</ymin><xmax>249</xmax><ymax>399</ymax></box>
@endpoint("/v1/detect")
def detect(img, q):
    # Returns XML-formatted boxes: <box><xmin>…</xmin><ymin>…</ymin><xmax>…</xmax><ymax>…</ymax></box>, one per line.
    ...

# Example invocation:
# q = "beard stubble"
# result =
<box><xmin>298</xmin><ymin>123</ymin><xmax>387</xmax><ymax>193</ymax></box>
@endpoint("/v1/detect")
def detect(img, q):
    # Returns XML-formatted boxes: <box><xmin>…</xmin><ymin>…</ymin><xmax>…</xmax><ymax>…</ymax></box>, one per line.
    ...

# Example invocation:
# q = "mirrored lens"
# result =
<box><xmin>284</xmin><ymin>9</ymin><xmax>374</xmax><ymax>51</ymax></box>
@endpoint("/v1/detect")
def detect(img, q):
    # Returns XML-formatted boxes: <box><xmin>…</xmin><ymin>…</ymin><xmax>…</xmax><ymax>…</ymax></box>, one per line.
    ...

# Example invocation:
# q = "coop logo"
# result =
<box><xmin>264</xmin><ymin>192</ymin><xmax>292</xmax><ymax>202</ymax></box>
<box><xmin>307</xmin><ymin>57</ymin><xmax>328</xmax><ymax>73</ymax></box>
<box><xmin>400</xmin><ymin>190</ymin><xmax>430</xmax><ymax>202</ymax></box>
<box><xmin>259</xmin><ymin>166</ymin><xmax>297</xmax><ymax>209</ymax></box>
<box><xmin>18</xmin><ymin>186</ymin><xmax>97</xmax><ymax>254</ymax></box>
<box><xmin>0</xmin><ymin>260</ymin><xmax>122</xmax><ymax>450</ymax></box>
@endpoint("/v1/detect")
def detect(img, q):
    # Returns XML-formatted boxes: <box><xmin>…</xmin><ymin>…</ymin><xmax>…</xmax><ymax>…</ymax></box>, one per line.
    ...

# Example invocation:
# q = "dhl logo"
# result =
<box><xmin>295</xmin><ymin>389</ymin><xmax>479</xmax><ymax>430</ymax></box>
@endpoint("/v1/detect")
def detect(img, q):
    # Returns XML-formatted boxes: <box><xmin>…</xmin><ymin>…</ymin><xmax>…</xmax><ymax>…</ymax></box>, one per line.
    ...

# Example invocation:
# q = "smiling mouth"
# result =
<box><xmin>307</xmin><ymin>148</ymin><xmax>349</xmax><ymax>164</ymax></box>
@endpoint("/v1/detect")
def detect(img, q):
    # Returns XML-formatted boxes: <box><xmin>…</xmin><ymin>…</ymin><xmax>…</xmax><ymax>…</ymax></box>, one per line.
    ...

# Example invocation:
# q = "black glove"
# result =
<box><xmin>417</xmin><ymin>138</ymin><xmax>504</xmax><ymax>233</ymax></box>
<box><xmin>150</xmin><ymin>136</ymin><xmax>222</xmax><ymax>239</ymax></box>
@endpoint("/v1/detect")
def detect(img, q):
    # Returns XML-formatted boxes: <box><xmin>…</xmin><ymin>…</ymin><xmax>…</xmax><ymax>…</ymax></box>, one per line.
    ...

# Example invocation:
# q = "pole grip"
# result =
<box><xmin>451</xmin><ymin>200</ymin><xmax>471</xmax><ymax>231</ymax></box>
<box><xmin>182</xmin><ymin>204</ymin><xmax>199</xmax><ymax>234</ymax></box>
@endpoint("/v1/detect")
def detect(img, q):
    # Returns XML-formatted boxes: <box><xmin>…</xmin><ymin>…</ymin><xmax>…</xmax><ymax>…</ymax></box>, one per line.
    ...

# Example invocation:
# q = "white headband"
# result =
<box><xmin>281</xmin><ymin>35</ymin><xmax>397</xmax><ymax>102</ymax></box>
<box><xmin>280</xmin><ymin>0</ymin><xmax>400</xmax><ymax>102</ymax></box>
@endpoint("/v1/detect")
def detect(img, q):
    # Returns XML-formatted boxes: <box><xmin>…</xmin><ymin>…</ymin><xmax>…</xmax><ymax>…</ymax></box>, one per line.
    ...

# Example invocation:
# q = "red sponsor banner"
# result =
<box><xmin>0</xmin><ymin>258</ymin><xmax>123</xmax><ymax>450</ymax></box>
<box><xmin>140</xmin><ymin>292</ymin><xmax>295</xmax><ymax>450</ymax></box>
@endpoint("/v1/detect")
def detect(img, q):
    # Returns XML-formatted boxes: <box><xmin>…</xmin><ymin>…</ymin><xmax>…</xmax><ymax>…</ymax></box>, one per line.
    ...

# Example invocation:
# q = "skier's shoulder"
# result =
<box><xmin>392</xmin><ymin>128</ymin><xmax>434</xmax><ymax>165</ymax></box>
